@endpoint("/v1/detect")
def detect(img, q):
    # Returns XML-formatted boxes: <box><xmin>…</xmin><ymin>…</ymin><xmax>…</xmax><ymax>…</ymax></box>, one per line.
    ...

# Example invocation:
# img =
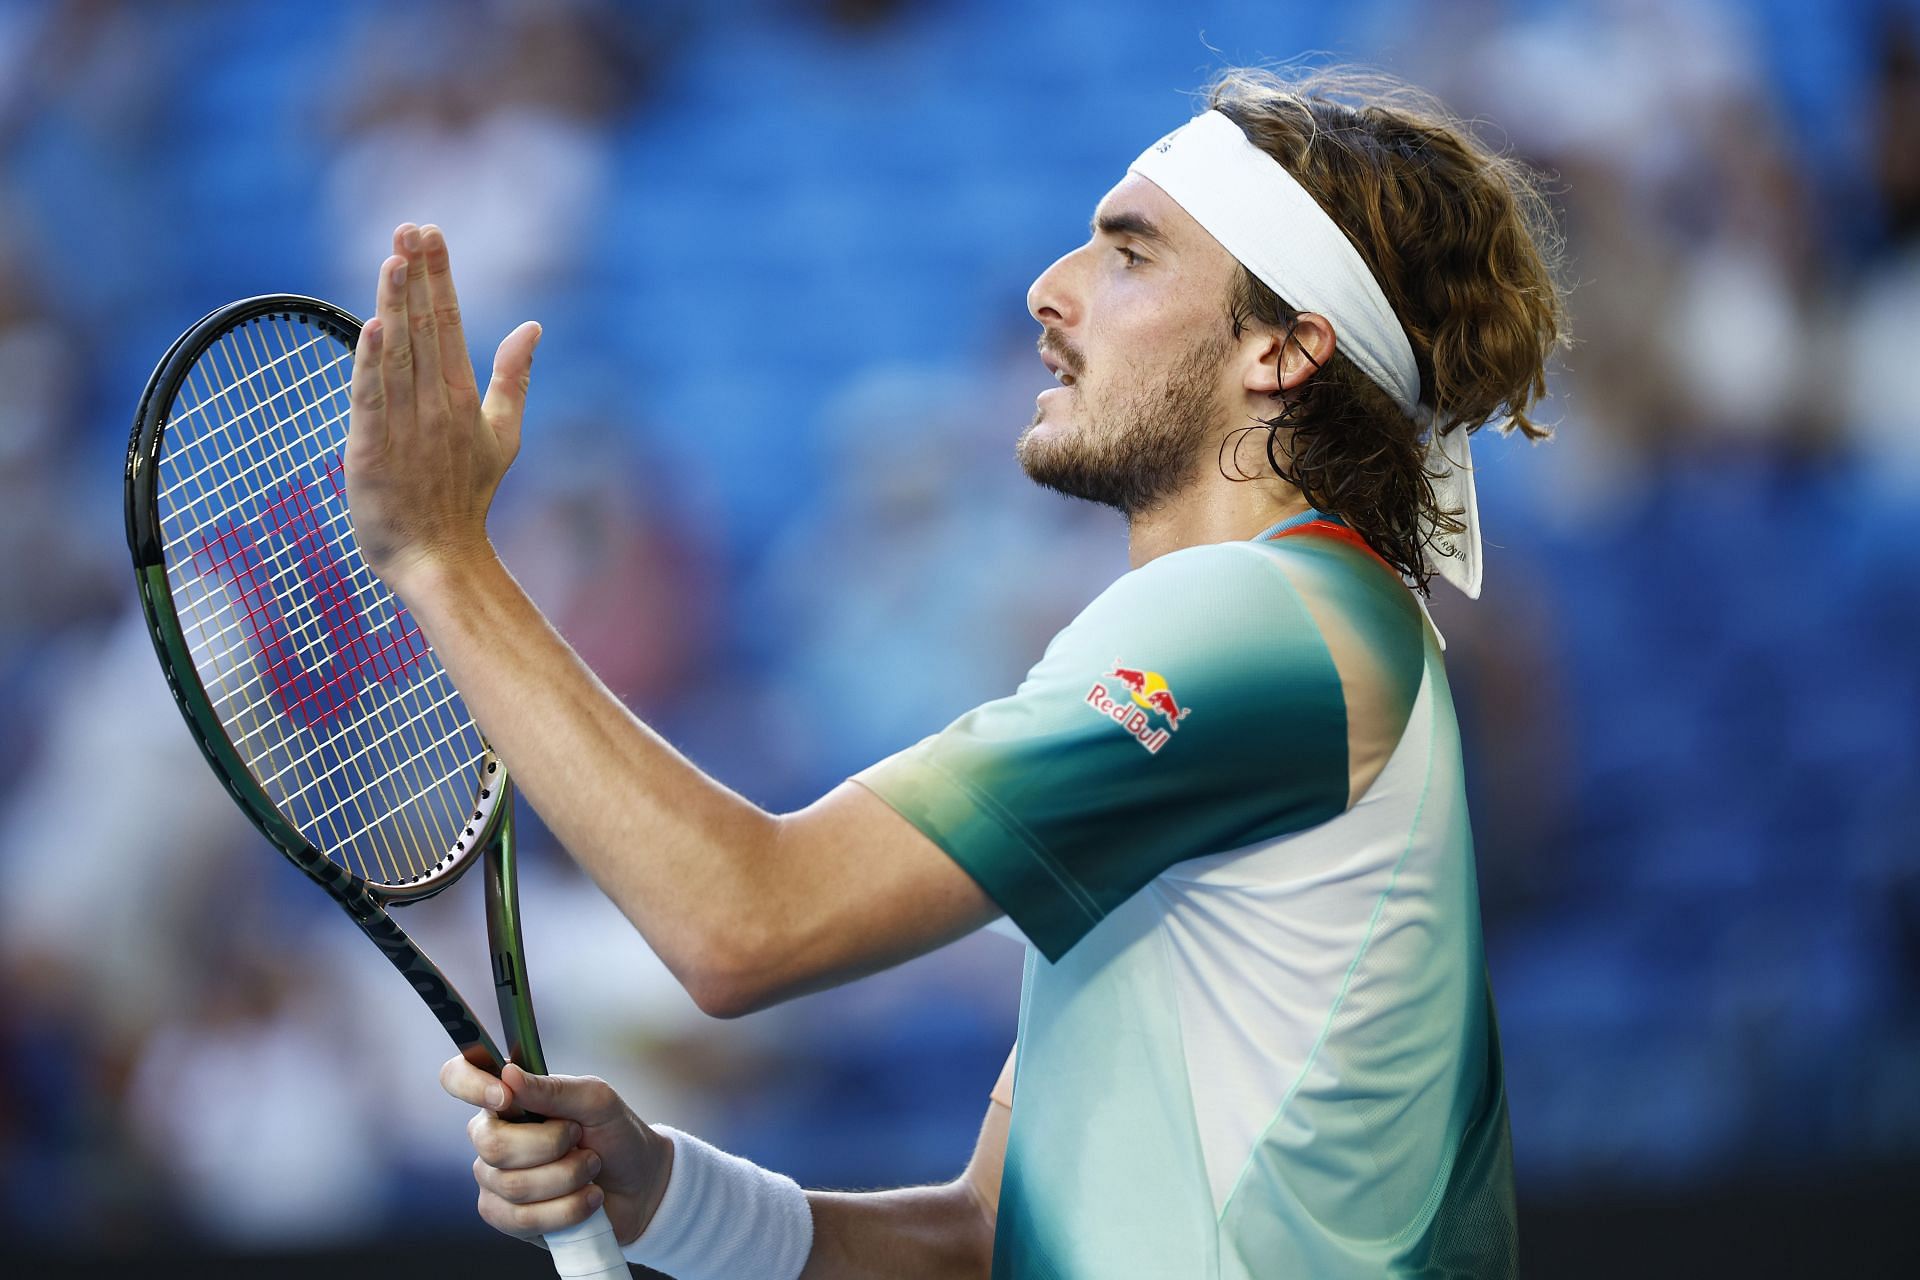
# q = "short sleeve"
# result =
<box><xmin>854</xmin><ymin>542</ymin><xmax>1349</xmax><ymax>961</ymax></box>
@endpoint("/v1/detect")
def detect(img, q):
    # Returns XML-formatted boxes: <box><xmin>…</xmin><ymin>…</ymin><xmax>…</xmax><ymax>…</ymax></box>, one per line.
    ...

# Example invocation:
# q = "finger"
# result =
<box><xmin>480</xmin><ymin>322</ymin><xmax>542</xmax><ymax>463</ymax></box>
<box><xmin>478</xmin><ymin>1183</ymin><xmax>605</xmax><ymax>1241</ymax></box>
<box><xmin>440</xmin><ymin>1055</ymin><xmax>508</xmax><ymax>1111</ymax></box>
<box><xmin>499</xmin><ymin>1062</ymin><xmax>630</xmax><ymax>1130</ymax></box>
<box><xmin>419</xmin><ymin>225</ymin><xmax>479</xmax><ymax>408</ymax></box>
<box><xmin>468</xmin><ymin>1109</ymin><xmax>582</xmax><ymax>1171</ymax></box>
<box><xmin>348</xmin><ymin>317</ymin><xmax>388</xmax><ymax>456</ymax></box>
<box><xmin>474</xmin><ymin>1144</ymin><xmax>604</xmax><ymax>1205</ymax></box>
<box><xmin>376</xmin><ymin>248</ymin><xmax>415</xmax><ymax>427</ymax></box>
<box><xmin>398</xmin><ymin>224</ymin><xmax>447</xmax><ymax>415</ymax></box>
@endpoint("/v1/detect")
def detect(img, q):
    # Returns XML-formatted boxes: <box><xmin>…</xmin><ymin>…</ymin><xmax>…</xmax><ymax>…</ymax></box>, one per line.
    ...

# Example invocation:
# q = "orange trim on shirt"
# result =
<box><xmin>1266</xmin><ymin>519</ymin><xmax>1393</xmax><ymax>573</ymax></box>
<box><xmin>989</xmin><ymin>1045</ymin><xmax>1016</xmax><ymax>1110</ymax></box>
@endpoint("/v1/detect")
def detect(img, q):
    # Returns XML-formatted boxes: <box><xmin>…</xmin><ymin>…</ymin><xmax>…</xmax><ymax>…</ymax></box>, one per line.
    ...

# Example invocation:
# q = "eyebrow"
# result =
<box><xmin>1092</xmin><ymin>210</ymin><xmax>1170</xmax><ymax>245</ymax></box>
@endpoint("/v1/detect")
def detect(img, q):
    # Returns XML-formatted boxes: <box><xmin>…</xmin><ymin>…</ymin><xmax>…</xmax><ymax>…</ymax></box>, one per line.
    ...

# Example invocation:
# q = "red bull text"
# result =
<box><xmin>1086</xmin><ymin>663</ymin><xmax>1192</xmax><ymax>755</ymax></box>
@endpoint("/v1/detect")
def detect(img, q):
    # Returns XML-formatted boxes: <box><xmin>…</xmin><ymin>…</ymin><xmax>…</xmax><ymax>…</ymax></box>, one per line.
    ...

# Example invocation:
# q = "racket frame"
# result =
<box><xmin>125</xmin><ymin>294</ymin><xmax>528</xmax><ymax>1074</ymax></box>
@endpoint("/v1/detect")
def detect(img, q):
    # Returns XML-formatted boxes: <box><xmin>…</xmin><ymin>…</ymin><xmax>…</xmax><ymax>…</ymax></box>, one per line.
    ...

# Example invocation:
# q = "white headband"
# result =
<box><xmin>1130</xmin><ymin>109</ymin><xmax>1484</xmax><ymax>599</ymax></box>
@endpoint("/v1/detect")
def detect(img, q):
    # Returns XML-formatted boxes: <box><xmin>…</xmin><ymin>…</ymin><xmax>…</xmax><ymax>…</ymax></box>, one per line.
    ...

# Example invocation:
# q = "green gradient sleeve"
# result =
<box><xmin>856</xmin><ymin>542</ymin><xmax>1349</xmax><ymax>961</ymax></box>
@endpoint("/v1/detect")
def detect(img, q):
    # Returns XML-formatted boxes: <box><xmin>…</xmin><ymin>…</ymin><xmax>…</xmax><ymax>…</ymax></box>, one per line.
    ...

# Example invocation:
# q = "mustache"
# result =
<box><xmin>1037</xmin><ymin>330</ymin><xmax>1086</xmax><ymax>377</ymax></box>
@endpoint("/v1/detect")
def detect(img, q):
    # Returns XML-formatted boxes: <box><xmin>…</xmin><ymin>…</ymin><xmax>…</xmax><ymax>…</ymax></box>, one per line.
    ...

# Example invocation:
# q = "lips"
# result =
<box><xmin>1038</xmin><ymin>337</ymin><xmax>1079</xmax><ymax>386</ymax></box>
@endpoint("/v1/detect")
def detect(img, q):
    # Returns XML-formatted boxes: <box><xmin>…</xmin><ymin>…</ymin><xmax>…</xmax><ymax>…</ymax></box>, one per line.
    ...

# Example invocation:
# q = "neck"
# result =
<box><xmin>1125</xmin><ymin>464</ymin><xmax>1310</xmax><ymax>569</ymax></box>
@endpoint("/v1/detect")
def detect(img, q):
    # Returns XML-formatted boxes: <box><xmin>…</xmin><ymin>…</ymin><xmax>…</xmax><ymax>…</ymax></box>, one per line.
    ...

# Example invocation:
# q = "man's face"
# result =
<box><xmin>1017</xmin><ymin>173</ymin><xmax>1246</xmax><ymax>516</ymax></box>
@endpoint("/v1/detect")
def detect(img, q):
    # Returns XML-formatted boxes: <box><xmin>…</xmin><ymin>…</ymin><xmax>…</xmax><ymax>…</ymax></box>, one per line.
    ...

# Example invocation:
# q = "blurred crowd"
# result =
<box><xmin>0</xmin><ymin>0</ymin><xmax>1916</xmax><ymax>1253</ymax></box>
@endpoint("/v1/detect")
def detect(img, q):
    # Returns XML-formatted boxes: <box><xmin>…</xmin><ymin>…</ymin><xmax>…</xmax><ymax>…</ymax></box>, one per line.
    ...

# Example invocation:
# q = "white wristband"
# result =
<box><xmin>623</xmin><ymin>1126</ymin><xmax>813</xmax><ymax>1280</ymax></box>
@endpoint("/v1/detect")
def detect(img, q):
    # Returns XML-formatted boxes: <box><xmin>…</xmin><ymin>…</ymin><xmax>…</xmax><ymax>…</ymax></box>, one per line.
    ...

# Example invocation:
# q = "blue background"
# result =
<box><xmin>2</xmin><ymin>0</ymin><xmax>1918</xmax><ymax>1274</ymax></box>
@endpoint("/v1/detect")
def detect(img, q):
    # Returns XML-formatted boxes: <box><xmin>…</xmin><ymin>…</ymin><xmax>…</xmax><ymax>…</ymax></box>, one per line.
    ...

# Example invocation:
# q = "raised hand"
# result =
<box><xmin>442</xmin><ymin>1056</ymin><xmax>674</xmax><ymax>1248</ymax></box>
<box><xmin>345</xmin><ymin>222</ymin><xmax>541</xmax><ymax>596</ymax></box>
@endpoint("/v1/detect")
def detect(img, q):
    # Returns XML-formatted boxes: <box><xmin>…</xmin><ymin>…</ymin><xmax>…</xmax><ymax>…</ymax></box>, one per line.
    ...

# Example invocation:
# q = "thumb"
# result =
<box><xmin>501</xmin><ymin>1062</ymin><xmax>627</xmax><ymax>1129</ymax></box>
<box><xmin>482</xmin><ymin>320</ymin><xmax>542</xmax><ymax>459</ymax></box>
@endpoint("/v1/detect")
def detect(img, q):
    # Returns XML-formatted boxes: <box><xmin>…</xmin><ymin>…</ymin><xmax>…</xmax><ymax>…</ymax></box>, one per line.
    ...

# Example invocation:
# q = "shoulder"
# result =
<box><xmin>1034</xmin><ymin>541</ymin><xmax>1351</xmax><ymax>744</ymax></box>
<box><xmin>1253</xmin><ymin>536</ymin><xmax>1426</xmax><ymax>676</ymax></box>
<box><xmin>1073</xmin><ymin>536</ymin><xmax>1431</xmax><ymax>753</ymax></box>
<box><xmin>1073</xmin><ymin>537</ymin><xmax>1421</xmax><ymax>665</ymax></box>
<box><xmin>859</xmin><ymin>539</ymin><xmax>1364</xmax><ymax>961</ymax></box>
<box><xmin>1074</xmin><ymin>540</ymin><xmax>1319</xmax><ymax>644</ymax></box>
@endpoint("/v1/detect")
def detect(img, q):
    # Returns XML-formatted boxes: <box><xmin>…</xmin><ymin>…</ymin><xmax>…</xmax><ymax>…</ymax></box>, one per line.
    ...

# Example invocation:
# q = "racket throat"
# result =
<box><xmin>351</xmin><ymin>901</ymin><xmax>507</xmax><ymax>1071</ymax></box>
<box><xmin>484</xmin><ymin>791</ymin><xmax>552</xmax><ymax>1076</ymax></box>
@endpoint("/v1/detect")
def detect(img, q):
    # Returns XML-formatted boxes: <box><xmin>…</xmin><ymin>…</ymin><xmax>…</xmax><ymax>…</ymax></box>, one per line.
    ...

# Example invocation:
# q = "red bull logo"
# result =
<box><xmin>1085</xmin><ymin>662</ymin><xmax>1191</xmax><ymax>755</ymax></box>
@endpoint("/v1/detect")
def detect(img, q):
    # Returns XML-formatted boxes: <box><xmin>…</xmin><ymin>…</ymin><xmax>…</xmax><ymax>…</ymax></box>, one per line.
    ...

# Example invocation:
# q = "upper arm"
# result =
<box><xmin>700</xmin><ymin>779</ymin><xmax>999</xmax><ymax>1016</ymax></box>
<box><xmin>854</xmin><ymin>543</ymin><xmax>1351</xmax><ymax>961</ymax></box>
<box><xmin>710</xmin><ymin>541</ymin><xmax>1407</xmax><ymax>1011</ymax></box>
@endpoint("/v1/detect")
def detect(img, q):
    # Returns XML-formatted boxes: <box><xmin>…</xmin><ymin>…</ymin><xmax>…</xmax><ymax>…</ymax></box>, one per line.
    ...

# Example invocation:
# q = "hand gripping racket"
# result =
<box><xmin>125</xmin><ymin>295</ymin><xmax>628</xmax><ymax>1277</ymax></box>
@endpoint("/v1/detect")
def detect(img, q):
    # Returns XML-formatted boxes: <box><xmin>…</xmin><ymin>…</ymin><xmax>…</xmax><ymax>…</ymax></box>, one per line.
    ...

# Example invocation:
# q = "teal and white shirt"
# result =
<box><xmin>857</xmin><ymin>513</ymin><xmax>1515</xmax><ymax>1279</ymax></box>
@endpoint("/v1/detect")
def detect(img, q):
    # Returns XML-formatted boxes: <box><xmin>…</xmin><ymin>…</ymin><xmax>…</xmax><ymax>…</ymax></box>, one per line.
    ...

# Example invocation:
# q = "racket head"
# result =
<box><xmin>127</xmin><ymin>295</ymin><xmax>505</xmax><ymax>905</ymax></box>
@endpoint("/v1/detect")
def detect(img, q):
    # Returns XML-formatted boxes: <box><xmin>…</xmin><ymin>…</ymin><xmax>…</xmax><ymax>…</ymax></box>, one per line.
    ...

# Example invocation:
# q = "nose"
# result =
<box><xmin>1026</xmin><ymin>247</ymin><xmax>1081</xmax><ymax>329</ymax></box>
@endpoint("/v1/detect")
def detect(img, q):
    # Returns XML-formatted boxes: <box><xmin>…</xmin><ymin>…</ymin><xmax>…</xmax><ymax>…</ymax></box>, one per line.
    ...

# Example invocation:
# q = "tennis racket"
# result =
<box><xmin>124</xmin><ymin>294</ymin><xmax>628</xmax><ymax>1278</ymax></box>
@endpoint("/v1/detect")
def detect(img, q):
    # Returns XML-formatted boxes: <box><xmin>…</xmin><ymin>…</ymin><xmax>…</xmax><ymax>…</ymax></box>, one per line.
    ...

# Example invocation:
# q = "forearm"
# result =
<box><xmin>448</xmin><ymin>1057</ymin><xmax>1009</xmax><ymax>1280</ymax></box>
<box><xmin>394</xmin><ymin>548</ymin><xmax>774</xmax><ymax>998</ymax></box>
<box><xmin>801</xmin><ymin>1182</ymin><xmax>994</xmax><ymax>1280</ymax></box>
<box><xmin>343</xmin><ymin>227</ymin><xmax>993</xmax><ymax>1013</ymax></box>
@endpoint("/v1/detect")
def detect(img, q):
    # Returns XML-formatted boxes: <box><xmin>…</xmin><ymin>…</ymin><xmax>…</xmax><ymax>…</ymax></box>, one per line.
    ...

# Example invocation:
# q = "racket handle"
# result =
<box><xmin>544</xmin><ymin>1205</ymin><xmax>627</xmax><ymax>1278</ymax></box>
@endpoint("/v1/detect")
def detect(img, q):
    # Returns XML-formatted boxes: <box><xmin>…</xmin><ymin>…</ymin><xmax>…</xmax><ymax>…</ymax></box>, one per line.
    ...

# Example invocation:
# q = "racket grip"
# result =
<box><xmin>544</xmin><ymin>1205</ymin><xmax>628</xmax><ymax>1278</ymax></box>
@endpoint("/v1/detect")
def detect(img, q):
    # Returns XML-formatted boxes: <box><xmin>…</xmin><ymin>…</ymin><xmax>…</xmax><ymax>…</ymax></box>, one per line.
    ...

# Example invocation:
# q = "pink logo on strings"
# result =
<box><xmin>194</xmin><ymin>459</ymin><xmax>427</xmax><ymax>731</ymax></box>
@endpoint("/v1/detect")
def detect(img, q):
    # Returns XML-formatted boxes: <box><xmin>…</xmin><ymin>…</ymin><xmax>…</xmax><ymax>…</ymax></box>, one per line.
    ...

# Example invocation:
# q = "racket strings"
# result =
<box><xmin>186</xmin><ymin>319</ymin><xmax>465</xmax><ymax>884</ymax></box>
<box><xmin>174</xmin><ymin>326</ymin><xmax>416</xmax><ymax>883</ymax></box>
<box><xmin>218</xmin><ymin>320</ymin><xmax>458</xmax><ymax>845</ymax></box>
<box><xmin>219</xmin><ymin>321</ymin><xmax>448</xmax><ymax>878</ymax></box>
<box><xmin>158</xmin><ymin>387</ymin><xmax>349</xmax><ymax>558</ymax></box>
<box><xmin>229</xmin><ymin>315</ymin><xmax>475</xmax><ymax>879</ymax></box>
<box><xmin>259</xmin><ymin>317</ymin><xmax>492</xmax><ymax>869</ymax></box>
<box><xmin>156</xmin><ymin>312</ymin><xmax>485</xmax><ymax>888</ymax></box>
<box><xmin>156</xmin><ymin>338</ymin><xmax>346</xmax><ymax>503</ymax></box>
<box><xmin>181</xmin><ymin>328</ymin><xmax>413</xmax><ymax>882</ymax></box>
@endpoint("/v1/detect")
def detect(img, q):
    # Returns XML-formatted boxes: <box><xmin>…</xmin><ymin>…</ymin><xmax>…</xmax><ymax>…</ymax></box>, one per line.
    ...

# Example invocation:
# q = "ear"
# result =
<box><xmin>1278</xmin><ymin>313</ymin><xmax>1336</xmax><ymax>394</ymax></box>
<box><xmin>1238</xmin><ymin>312</ymin><xmax>1337</xmax><ymax>399</ymax></box>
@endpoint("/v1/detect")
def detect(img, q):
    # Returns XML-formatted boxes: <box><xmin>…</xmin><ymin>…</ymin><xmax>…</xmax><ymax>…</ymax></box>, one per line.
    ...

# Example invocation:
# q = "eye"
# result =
<box><xmin>1116</xmin><ymin>246</ymin><xmax>1144</xmax><ymax>268</ymax></box>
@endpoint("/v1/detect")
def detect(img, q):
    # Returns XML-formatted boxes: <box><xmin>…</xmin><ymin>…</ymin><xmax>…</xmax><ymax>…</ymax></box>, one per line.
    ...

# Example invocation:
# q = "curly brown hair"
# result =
<box><xmin>1207</xmin><ymin>67</ymin><xmax>1571</xmax><ymax>590</ymax></box>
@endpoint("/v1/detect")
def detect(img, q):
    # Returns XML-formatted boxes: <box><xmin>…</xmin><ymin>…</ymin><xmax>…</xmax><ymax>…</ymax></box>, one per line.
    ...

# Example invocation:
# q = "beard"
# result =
<box><xmin>1016</xmin><ymin>330</ymin><xmax>1233</xmax><ymax>518</ymax></box>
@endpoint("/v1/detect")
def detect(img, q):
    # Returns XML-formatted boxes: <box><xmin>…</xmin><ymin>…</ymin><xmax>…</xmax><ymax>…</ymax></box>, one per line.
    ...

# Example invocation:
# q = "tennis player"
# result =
<box><xmin>347</xmin><ymin>66</ymin><xmax>1566</xmax><ymax>1279</ymax></box>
